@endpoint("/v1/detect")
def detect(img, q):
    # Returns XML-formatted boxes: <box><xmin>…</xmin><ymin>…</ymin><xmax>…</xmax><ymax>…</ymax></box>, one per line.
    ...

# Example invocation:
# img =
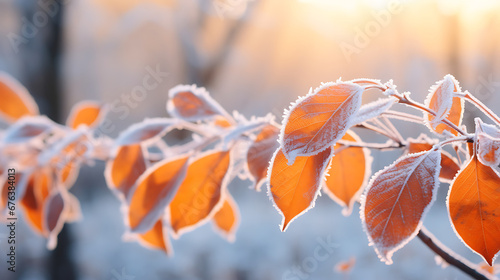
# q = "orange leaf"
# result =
<box><xmin>478</xmin><ymin>262</ymin><xmax>500</xmax><ymax>276</ymax></box>
<box><xmin>213</xmin><ymin>192</ymin><xmax>240</xmax><ymax>242</ymax></box>
<box><xmin>20</xmin><ymin>169</ymin><xmax>54</xmax><ymax>235</ymax></box>
<box><xmin>334</xmin><ymin>257</ymin><xmax>356</xmax><ymax>274</ymax></box>
<box><xmin>246</xmin><ymin>125</ymin><xmax>280</xmax><ymax>191</ymax></box>
<box><xmin>425</xmin><ymin>75</ymin><xmax>464</xmax><ymax>136</ymax></box>
<box><xmin>439</xmin><ymin>152</ymin><xmax>461</xmax><ymax>181</ymax></box>
<box><xmin>138</xmin><ymin>220</ymin><xmax>173</xmax><ymax>255</ymax></box>
<box><xmin>476</xmin><ymin>120</ymin><xmax>500</xmax><ymax>168</ymax></box>
<box><xmin>361</xmin><ymin>149</ymin><xmax>442</xmax><ymax>264</ymax></box>
<box><xmin>105</xmin><ymin>144</ymin><xmax>147</xmax><ymax>199</ymax></box>
<box><xmin>169</xmin><ymin>150</ymin><xmax>231</xmax><ymax>236</ymax></box>
<box><xmin>324</xmin><ymin>131</ymin><xmax>370</xmax><ymax>216</ymax></box>
<box><xmin>407</xmin><ymin>135</ymin><xmax>460</xmax><ymax>182</ymax></box>
<box><xmin>213</xmin><ymin>116</ymin><xmax>233</xmax><ymax>128</ymax></box>
<box><xmin>268</xmin><ymin>147</ymin><xmax>332</xmax><ymax>231</ymax></box>
<box><xmin>478</xmin><ymin>133</ymin><xmax>500</xmax><ymax>167</ymax></box>
<box><xmin>280</xmin><ymin>82</ymin><xmax>364</xmax><ymax>163</ymax></box>
<box><xmin>448</xmin><ymin>154</ymin><xmax>500</xmax><ymax>265</ymax></box>
<box><xmin>167</xmin><ymin>85</ymin><xmax>229</xmax><ymax>122</ymax></box>
<box><xmin>0</xmin><ymin>72</ymin><xmax>39</xmax><ymax>122</ymax></box>
<box><xmin>66</xmin><ymin>101</ymin><xmax>105</xmax><ymax>129</ymax></box>
<box><xmin>128</xmin><ymin>155</ymin><xmax>189</xmax><ymax>233</ymax></box>
<box><xmin>59</xmin><ymin>161</ymin><xmax>80</xmax><ymax>189</ymax></box>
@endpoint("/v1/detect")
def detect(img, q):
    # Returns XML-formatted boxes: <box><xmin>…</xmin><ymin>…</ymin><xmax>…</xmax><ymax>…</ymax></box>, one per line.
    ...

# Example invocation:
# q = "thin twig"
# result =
<box><xmin>382</xmin><ymin>110</ymin><xmax>424</xmax><ymax>123</ymax></box>
<box><xmin>355</xmin><ymin>123</ymin><xmax>402</xmax><ymax>144</ymax></box>
<box><xmin>338</xmin><ymin>140</ymin><xmax>405</xmax><ymax>151</ymax></box>
<box><xmin>381</xmin><ymin>116</ymin><xmax>405</xmax><ymax>143</ymax></box>
<box><xmin>397</xmin><ymin>94</ymin><xmax>468</xmax><ymax>136</ymax></box>
<box><xmin>417</xmin><ymin>226</ymin><xmax>491</xmax><ymax>280</ymax></box>
<box><xmin>464</xmin><ymin>92</ymin><xmax>500</xmax><ymax>126</ymax></box>
<box><xmin>372</xmin><ymin>118</ymin><xmax>396</xmax><ymax>140</ymax></box>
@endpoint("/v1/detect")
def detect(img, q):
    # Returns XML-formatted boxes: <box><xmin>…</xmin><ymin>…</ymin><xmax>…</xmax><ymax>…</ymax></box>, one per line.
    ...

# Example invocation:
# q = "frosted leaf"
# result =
<box><xmin>44</xmin><ymin>189</ymin><xmax>67</xmax><ymax>250</ymax></box>
<box><xmin>169</xmin><ymin>150</ymin><xmax>232</xmax><ymax>237</ymax></box>
<box><xmin>246</xmin><ymin>125</ymin><xmax>280</xmax><ymax>191</ymax></box>
<box><xmin>477</xmin><ymin>121</ymin><xmax>500</xmax><ymax>139</ymax></box>
<box><xmin>0</xmin><ymin>72</ymin><xmax>39</xmax><ymax>123</ymax></box>
<box><xmin>167</xmin><ymin>84</ymin><xmax>232</xmax><ymax>122</ymax></box>
<box><xmin>66</xmin><ymin>101</ymin><xmax>107</xmax><ymax>129</ymax></box>
<box><xmin>424</xmin><ymin>75</ymin><xmax>464</xmax><ymax>136</ymax></box>
<box><xmin>476</xmin><ymin>119</ymin><xmax>500</xmax><ymax>167</ymax></box>
<box><xmin>361</xmin><ymin>149</ymin><xmax>442</xmax><ymax>264</ymax></box>
<box><xmin>280</xmin><ymin>82</ymin><xmax>364</xmax><ymax>164</ymax></box>
<box><xmin>448</xmin><ymin>154</ymin><xmax>500</xmax><ymax>265</ymax></box>
<box><xmin>323</xmin><ymin>130</ymin><xmax>372</xmax><ymax>216</ymax></box>
<box><xmin>212</xmin><ymin>191</ymin><xmax>240</xmax><ymax>242</ymax></box>
<box><xmin>2</xmin><ymin>116</ymin><xmax>56</xmax><ymax>144</ymax></box>
<box><xmin>267</xmin><ymin>147</ymin><xmax>333</xmax><ymax>231</ymax></box>
<box><xmin>127</xmin><ymin>155</ymin><xmax>189</xmax><ymax>233</ymax></box>
<box><xmin>428</xmin><ymin>75</ymin><xmax>455</xmax><ymax>129</ymax></box>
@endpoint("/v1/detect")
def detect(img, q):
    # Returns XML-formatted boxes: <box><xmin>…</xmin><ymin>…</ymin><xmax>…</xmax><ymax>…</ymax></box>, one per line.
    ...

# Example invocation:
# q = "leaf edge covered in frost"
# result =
<box><xmin>0</xmin><ymin>71</ymin><xmax>39</xmax><ymax>122</ymax></box>
<box><xmin>168</xmin><ymin>148</ymin><xmax>234</xmax><ymax>239</ymax></box>
<box><xmin>446</xmin><ymin>153</ymin><xmax>500</xmax><ymax>266</ymax></box>
<box><xmin>167</xmin><ymin>84</ymin><xmax>231</xmax><ymax>122</ymax></box>
<box><xmin>423</xmin><ymin>74</ymin><xmax>464</xmax><ymax>136</ymax></box>
<box><xmin>322</xmin><ymin>130</ymin><xmax>373</xmax><ymax>216</ymax></box>
<box><xmin>360</xmin><ymin>149</ymin><xmax>442</xmax><ymax>265</ymax></box>
<box><xmin>126</xmin><ymin>153</ymin><xmax>190</xmax><ymax>233</ymax></box>
<box><xmin>278</xmin><ymin>81</ymin><xmax>364</xmax><ymax>164</ymax></box>
<box><xmin>212</xmin><ymin>191</ymin><xmax>241</xmax><ymax>243</ymax></box>
<box><xmin>2</xmin><ymin>115</ymin><xmax>56</xmax><ymax>144</ymax></box>
<box><xmin>266</xmin><ymin>147</ymin><xmax>333</xmax><ymax>232</ymax></box>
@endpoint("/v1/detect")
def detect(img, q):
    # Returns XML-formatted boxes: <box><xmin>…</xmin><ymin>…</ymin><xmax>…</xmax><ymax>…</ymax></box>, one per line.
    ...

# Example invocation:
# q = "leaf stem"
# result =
<box><xmin>381</xmin><ymin>116</ymin><xmax>404</xmax><ymax>143</ymax></box>
<box><xmin>417</xmin><ymin>226</ymin><xmax>491</xmax><ymax>280</ymax></box>
<box><xmin>397</xmin><ymin>94</ymin><xmax>468</xmax><ymax>136</ymax></box>
<box><xmin>337</xmin><ymin>140</ymin><xmax>405</xmax><ymax>150</ymax></box>
<box><xmin>355</xmin><ymin>123</ymin><xmax>403</xmax><ymax>144</ymax></box>
<box><xmin>438</xmin><ymin>135</ymin><xmax>473</xmax><ymax>148</ymax></box>
<box><xmin>382</xmin><ymin>110</ymin><xmax>424</xmax><ymax>123</ymax></box>
<box><xmin>464</xmin><ymin>92</ymin><xmax>500</xmax><ymax>126</ymax></box>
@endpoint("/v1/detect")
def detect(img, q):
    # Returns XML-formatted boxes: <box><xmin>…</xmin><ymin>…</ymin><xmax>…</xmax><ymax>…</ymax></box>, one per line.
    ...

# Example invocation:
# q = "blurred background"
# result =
<box><xmin>0</xmin><ymin>0</ymin><xmax>500</xmax><ymax>279</ymax></box>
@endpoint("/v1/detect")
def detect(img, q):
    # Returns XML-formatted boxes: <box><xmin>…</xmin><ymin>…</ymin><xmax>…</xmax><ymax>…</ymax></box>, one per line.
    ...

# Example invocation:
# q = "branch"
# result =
<box><xmin>464</xmin><ymin>91</ymin><xmax>500</xmax><ymax>126</ymax></box>
<box><xmin>337</xmin><ymin>140</ymin><xmax>405</xmax><ymax>151</ymax></box>
<box><xmin>394</xmin><ymin>93</ymin><xmax>468</xmax><ymax>136</ymax></box>
<box><xmin>355</xmin><ymin>123</ymin><xmax>403</xmax><ymax>144</ymax></box>
<box><xmin>417</xmin><ymin>226</ymin><xmax>491</xmax><ymax>280</ymax></box>
<box><xmin>382</xmin><ymin>110</ymin><xmax>424</xmax><ymax>123</ymax></box>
